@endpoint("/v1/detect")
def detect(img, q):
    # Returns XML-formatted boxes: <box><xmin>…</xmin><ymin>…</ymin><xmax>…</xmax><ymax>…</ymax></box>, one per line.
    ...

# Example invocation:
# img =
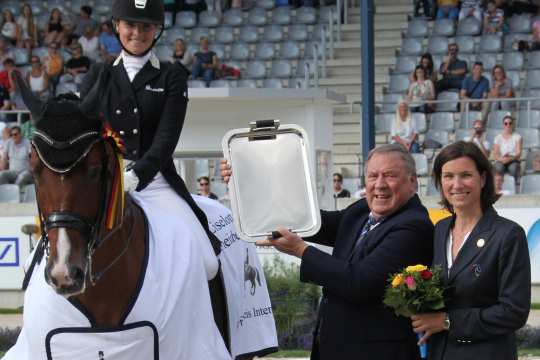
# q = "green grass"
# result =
<box><xmin>268</xmin><ymin>349</ymin><xmax>311</xmax><ymax>358</ymax></box>
<box><xmin>531</xmin><ymin>303</ymin><xmax>540</xmax><ymax>310</ymax></box>
<box><xmin>519</xmin><ymin>348</ymin><xmax>540</xmax><ymax>356</ymax></box>
<box><xmin>0</xmin><ymin>308</ymin><xmax>22</xmax><ymax>314</ymax></box>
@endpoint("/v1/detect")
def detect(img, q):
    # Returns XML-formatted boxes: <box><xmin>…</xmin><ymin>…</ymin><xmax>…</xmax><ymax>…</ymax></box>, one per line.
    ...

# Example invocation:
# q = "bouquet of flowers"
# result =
<box><xmin>383</xmin><ymin>264</ymin><xmax>446</xmax><ymax>358</ymax></box>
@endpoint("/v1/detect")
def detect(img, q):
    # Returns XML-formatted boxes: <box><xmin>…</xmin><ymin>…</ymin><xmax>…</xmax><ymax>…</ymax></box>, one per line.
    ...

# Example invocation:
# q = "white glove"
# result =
<box><xmin>123</xmin><ymin>169</ymin><xmax>139</xmax><ymax>192</ymax></box>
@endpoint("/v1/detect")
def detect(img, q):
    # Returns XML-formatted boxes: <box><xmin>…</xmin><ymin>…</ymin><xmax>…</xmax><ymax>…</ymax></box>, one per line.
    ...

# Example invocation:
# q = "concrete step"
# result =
<box><xmin>320</xmin><ymin>83</ymin><xmax>385</xmax><ymax>95</ymax></box>
<box><xmin>335</xmin><ymin>46</ymin><xmax>395</xmax><ymax>58</ymax></box>
<box><xmin>319</xmin><ymin>75</ymin><xmax>387</xmax><ymax>85</ymax></box>
<box><xmin>348</xmin><ymin>13</ymin><xmax>407</xmax><ymax>24</ymax></box>
<box><xmin>334</xmin><ymin>123</ymin><xmax>361</xmax><ymax>133</ymax></box>
<box><xmin>334</xmin><ymin>153</ymin><xmax>361</xmax><ymax>164</ymax></box>
<box><xmin>333</xmin><ymin>144</ymin><xmax>361</xmax><ymax>154</ymax></box>
<box><xmin>341</xmin><ymin>21</ymin><xmax>408</xmax><ymax>32</ymax></box>
<box><xmin>333</xmin><ymin>132</ymin><xmax>362</xmax><ymax>144</ymax></box>
<box><xmin>333</xmin><ymin>164</ymin><xmax>361</xmax><ymax>178</ymax></box>
<box><xmin>333</xmin><ymin>112</ymin><xmax>363</xmax><ymax>124</ymax></box>
<box><xmin>334</xmin><ymin>38</ymin><xmax>401</xmax><ymax>49</ymax></box>
<box><xmin>340</xmin><ymin>29</ymin><xmax>403</xmax><ymax>41</ymax></box>
<box><xmin>326</xmin><ymin>65</ymin><xmax>388</xmax><ymax>76</ymax></box>
<box><xmin>348</xmin><ymin>4</ymin><xmax>413</xmax><ymax>15</ymax></box>
<box><xmin>327</xmin><ymin>56</ymin><xmax>395</xmax><ymax>67</ymax></box>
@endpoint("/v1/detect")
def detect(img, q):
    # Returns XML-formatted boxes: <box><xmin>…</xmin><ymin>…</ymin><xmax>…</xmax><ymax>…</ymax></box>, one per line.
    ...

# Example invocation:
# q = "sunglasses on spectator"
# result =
<box><xmin>474</xmin><ymin>127</ymin><xmax>483</xmax><ymax>131</ymax></box>
<box><xmin>503</xmin><ymin>122</ymin><xmax>512</xmax><ymax>126</ymax></box>
<box><xmin>200</xmin><ymin>182</ymin><xmax>209</xmax><ymax>186</ymax></box>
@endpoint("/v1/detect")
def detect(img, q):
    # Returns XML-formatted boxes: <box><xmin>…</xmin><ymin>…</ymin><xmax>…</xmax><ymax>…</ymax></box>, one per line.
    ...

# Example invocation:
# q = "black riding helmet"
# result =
<box><xmin>111</xmin><ymin>0</ymin><xmax>165</xmax><ymax>57</ymax></box>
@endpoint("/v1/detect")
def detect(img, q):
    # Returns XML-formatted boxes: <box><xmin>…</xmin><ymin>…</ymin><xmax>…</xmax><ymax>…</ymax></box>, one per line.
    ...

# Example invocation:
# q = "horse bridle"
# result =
<box><xmin>33</xmin><ymin>131</ymin><xmax>134</xmax><ymax>286</ymax></box>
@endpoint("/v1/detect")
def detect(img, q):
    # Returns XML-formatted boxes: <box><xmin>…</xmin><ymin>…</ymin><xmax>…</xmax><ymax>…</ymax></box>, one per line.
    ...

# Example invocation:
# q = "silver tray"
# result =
<box><xmin>222</xmin><ymin>120</ymin><xmax>321</xmax><ymax>242</ymax></box>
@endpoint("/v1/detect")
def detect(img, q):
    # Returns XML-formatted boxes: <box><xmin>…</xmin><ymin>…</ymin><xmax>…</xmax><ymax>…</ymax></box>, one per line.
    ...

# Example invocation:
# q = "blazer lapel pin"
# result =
<box><xmin>472</xmin><ymin>264</ymin><xmax>482</xmax><ymax>277</ymax></box>
<box><xmin>476</xmin><ymin>238</ymin><xmax>485</xmax><ymax>248</ymax></box>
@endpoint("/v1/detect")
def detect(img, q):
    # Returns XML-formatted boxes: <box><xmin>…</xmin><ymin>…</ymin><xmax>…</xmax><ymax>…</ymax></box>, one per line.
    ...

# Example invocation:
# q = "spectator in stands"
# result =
<box><xmin>437</xmin><ymin>43</ymin><xmax>468</xmax><ymax>93</ymax></box>
<box><xmin>407</xmin><ymin>65</ymin><xmax>435</xmax><ymax>113</ymax></box>
<box><xmin>0</xmin><ymin>37</ymin><xmax>13</xmax><ymax>71</ymax></box>
<box><xmin>414</xmin><ymin>0</ymin><xmax>434</xmax><ymax>18</ymax></box>
<box><xmin>460</xmin><ymin>61</ymin><xmax>489</xmax><ymax>117</ymax></box>
<box><xmin>177</xmin><ymin>0</ymin><xmax>208</xmax><ymax>15</ymax></box>
<box><xmin>509</xmin><ymin>0</ymin><xmax>537</xmax><ymax>15</ymax></box>
<box><xmin>412</xmin><ymin>53</ymin><xmax>438</xmax><ymax>84</ymax></box>
<box><xmin>1</xmin><ymin>10</ymin><xmax>18</xmax><ymax>45</ymax></box>
<box><xmin>0</xmin><ymin>82</ymin><xmax>10</xmax><ymax>115</ymax></box>
<box><xmin>530</xmin><ymin>13</ymin><xmax>540</xmax><ymax>50</ymax></box>
<box><xmin>459</xmin><ymin>0</ymin><xmax>483</xmax><ymax>21</ymax></box>
<box><xmin>488</xmin><ymin>65</ymin><xmax>514</xmax><ymax>111</ymax></box>
<box><xmin>191</xmin><ymin>36</ymin><xmax>218</xmax><ymax>87</ymax></box>
<box><xmin>483</xmin><ymin>0</ymin><xmax>505</xmax><ymax>33</ymax></box>
<box><xmin>0</xmin><ymin>126</ymin><xmax>32</xmax><ymax>187</ymax></box>
<box><xmin>43</xmin><ymin>42</ymin><xmax>63</xmax><ymax>92</ymax></box>
<box><xmin>197</xmin><ymin>176</ymin><xmax>218</xmax><ymax>200</ymax></box>
<box><xmin>99</xmin><ymin>21</ymin><xmax>121</xmax><ymax>64</ymax></box>
<box><xmin>492</xmin><ymin>115</ymin><xmax>522</xmax><ymax>180</ymax></box>
<box><xmin>436</xmin><ymin>0</ymin><xmax>459</xmax><ymax>20</ymax></box>
<box><xmin>26</xmin><ymin>56</ymin><xmax>49</xmax><ymax>100</ymax></box>
<box><xmin>172</xmin><ymin>38</ymin><xmax>192</xmax><ymax>67</ymax></box>
<box><xmin>494</xmin><ymin>169</ymin><xmax>511</xmax><ymax>195</ymax></box>
<box><xmin>73</xmin><ymin>6</ymin><xmax>98</xmax><ymax>38</ymax></box>
<box><xmin>65</xmin><ymin>43</ymin><xmax>90</xmax><ymax>80</ymax></box>
<box><xmin>78</xmin><ymin>25</ymin><xmax>100</xmax><ymax>62</ymax></box>
<box><xmin>391</xmin><ymin>102</ymin><xmax>420</xmax><ymax>153</ymax></box>
<box><xmin>44</xmin><ymin>8</ymin><xmax>65</xmax><ymax>46</ymax></box>
<box><xmin>333</xmin><ymin>172</ymin><xmax>351</xmax><ymax>198</ymax></box>
<box><xmin>16</xmin><ymin>3</ymin><xmax>38</xmax><ymax>52</ymax></box>
<box><xmin>0</xmin><ymin>58</ymin><xmax>18</xmax><ymax>94</ymax></box>
<box><xmin>464</xmin><ymin>119</ymin><xmax>491</xmax><ymax>158</ymax></box>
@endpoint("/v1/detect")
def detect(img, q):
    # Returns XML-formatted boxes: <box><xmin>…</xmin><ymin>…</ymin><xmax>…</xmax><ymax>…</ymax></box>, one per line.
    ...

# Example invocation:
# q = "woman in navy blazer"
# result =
<box><xmin>411</xmin><ymin>141</ymin><xmax>531</xmax><ymax>360</ymax></box>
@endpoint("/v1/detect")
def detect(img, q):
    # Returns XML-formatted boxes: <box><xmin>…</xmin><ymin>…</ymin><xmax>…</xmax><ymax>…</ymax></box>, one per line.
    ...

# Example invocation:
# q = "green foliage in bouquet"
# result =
<box><xmin>383</xmin><ymin>264</ymin><xmax>446</xmax><ymax>317</ymax></box>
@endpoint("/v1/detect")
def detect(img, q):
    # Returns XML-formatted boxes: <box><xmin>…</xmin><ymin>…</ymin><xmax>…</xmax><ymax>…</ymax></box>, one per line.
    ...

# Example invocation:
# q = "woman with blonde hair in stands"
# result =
<box><xmin>391</xmin><ymin>101</ymin><xmax>420</xmax><ymax>153</ymax></box>
<box><xmin>408</xmin><ymin>65</ymin><xmax>435</xmax><ymax>114</ymax></box>
<box><xmin>16</xmin><ymin>3</ymin><xmax>38</xmax><ymax>52</ymax></box>
<box><xmin>1</xmin><ymin>10</ymin><xmax>18</xmax><ymax>45</ymax></box>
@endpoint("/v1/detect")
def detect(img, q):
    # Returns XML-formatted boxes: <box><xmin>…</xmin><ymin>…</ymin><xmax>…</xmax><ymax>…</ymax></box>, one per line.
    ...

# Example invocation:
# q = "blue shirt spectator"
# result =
<box><xmin>99</xmin><ymin>21</ymin><xmax>121</xmax><ymax>64</ymax></box>
<box><xmin>460</xmin><ymin>61</ymin><xmax>490</xmax><ymax>115</ymax></box>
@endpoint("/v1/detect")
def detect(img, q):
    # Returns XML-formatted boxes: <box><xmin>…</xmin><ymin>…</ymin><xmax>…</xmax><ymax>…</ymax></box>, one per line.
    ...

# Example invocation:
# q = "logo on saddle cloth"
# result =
<box><xmin>98</xmin><ymin>350</ymin><xmax>105</xmax><ymax>360</ymax></box>
<box><xmin>244</xmin><ymin>248</ymin><xmax>261</xmax><ymax>296</ymax></box>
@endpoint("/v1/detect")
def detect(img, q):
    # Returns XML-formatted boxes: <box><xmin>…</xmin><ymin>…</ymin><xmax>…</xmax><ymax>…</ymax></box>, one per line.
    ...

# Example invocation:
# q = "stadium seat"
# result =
<box><xmin>271</xmin><ymin>60</ymin><xmax>292</xmax><ymax>78</ymax></box>
<box><xmin>257</xmin><ymin>0</ymin><xmax>275</xmax><ymax>9</ymax></box>
<box><xmin>210</xmin><ymin>80</ymin><xmax>233</xmax><ymax>87</ymax></box>
<box><xmin>154</xmin><ymin>44</ymin><xmax>172</xmax><ymax>62</ymax></box>
<box><xmin>425</xmin><ymin>129</ymin><xmax>451</xmax><ymax>146</ymax></box>
<box><xmin>503</xmin><ymin>51</ymin><xmax>524</xmax><ymax>70</ymax></box>
<box><xmin>479</xmin><ymin>34</ymin><xmax>503</xmax><ymax>53</ymax></box>
<box><xmin>457</xmin><ymin>17</ymin><xmax>481</xmax><ymax>35</ymax></box>
<box><xmin>485</xmin><ymin>128</ymin><xmax>499</xmax><ymax>144</ymax></box>
<box><xmin>411</xmin><ymin>153</ymin><xmax>428</xmax><ymax>176</ymax></box>
<box><xmin>476</xmin><ymin>53</ymin><xmax>497</xmax><ymax>71</ymax></box>
<box><xmin>426</xmin><ymin>178</ymin><xmax>440</xmax><ymax>196</ymax></box>
<box><xmin>263</xmin><ymin>78</ymin><xmax>283</xmax><ymax>88</ymax></box>
<box><xmin>32</xmin><ymin>47</ymin><xmax>48</xmax><ymax>60</ymax></box>
<box><xmin>176</xmin><ymin>11</ymin><xmax>197</xmax><ymax>28</ymax></box>
<box><xmin>393</xmin><ymin>56</ymin><xmax>417</xmax><ymax>75</ymax></box>
<box><xmin>427</xmin><ymin>36</ymin><xmax>449</xmax><ymax>55</ymax></box>
<box><xmin>458</xmin><ymin>111</ymin><xmax>482</xmax><ymax>128</ymax></box>
<box><xmin>246</xmin><ymin>61</ymin><xmax>267</xmax><ymax>79</ymax></box>
<box><xmin>436</xmin><ymin>91</ymin><xmax>459</xmax><ymax>112</ymax></box>
<box><xmin>509</xmin><ymin>14</ymin><xmax>531</xmax><ymax>33</ymax></box>
<box><xmin>529</xmin><ymin>51</ymin><xmax>540</xmax><ymax>69</ymax></box>
<box><xmin>504</xmin><ymin>33</ymin><xmax>529</xmax><ymax>51</ymax></box>
<box><xmin>165</xmin><ymin>27</ymin><xmax>188</xmax><ymax>43</ymax></box>
<box><xmin>295</xmin><ymin>59</ymin><xmax>318</xmax><ymax>78</ymax></box>
<box><xmin>13</xmin><ymin>48</ymin><xmax>29</xmax><ymax>66</ymax></box>
<box><xmin>526</xmin><ymin>69</ymin><xmax>540</xmax><ymax>89</ymax></box>
<box><xmin>289</xmin><ymin>24</ymin><xmax>309</xmax><ymax>41</ymax></box>
<box><xmin>164</xmin><ymin>11</ymin><xmax>174</xmax><ymax>28</ymax></box>
<box><xmin>94</xmin><ymin>0</ymin><xmax>111</xmax><ymax>16</ymax></box>
<box><xmin>21</xmin><ymin>184</ymin><xmax>36</xmax><ymax>203</ymax></box>
<box><xmin>433</xmin><ymin>18</ymin><xmax>455</xmax><ymax>37</ymax></box>
<box><xmin>255</xmin><ymin>42</ymin><xmax>275</xmax><ymax>60</ymax></box>
<box><xmin>520</xmin><ymin>174</ymin><xmax>540</xmax><ymax>194</ymax></box>
<box><xmin>209</xmin><ymin>44</ymin><xmax>225</xmax><ymax>59</ymax></box>
<box><xmin>455</xmin><ymin>128</ymin><xmax>469</xmax><ymax>141</ymax></box>
<box><xmin>0</xmin><ymin>184</ymin><xmax>19</xmax><ymax>203</ymax></box>
<box><xmin>215</xmin><ymin>26</ymin><xmax>235</xmax><ymax>44</ymax></box>
<box><xmin>237</xmin><ymin>79</ymin><xmax>258</xmax><ymax>88</ymax></box>
<box><xmin>487</xmin><ymin>111</ymin><xmax>512</xmax><ymax>129</ymax></box>
<box><xmin>430</xmin><ymin>112</ymin><xmax>454</xmax><ymax>131</ymax></box>
<box><xmin>400</xmin><ymin>37</ymin><xmax>423</xmax><ymax>56</ymax></box>
<box><xmin>516</xmin><ymin>128</ymin><xmax>540</xmax><ymax>149</ymax></box>
<box><xmin>518</xmin><ymin>110</ymin><xmax>540</xmax><ymax>128</ymax></box>
<box><xmin>296</xmin><ymin>7</ymin><xmax>317</xmax><ymax>24</ymax></box>
<box><xmin>319</xmin><ymin>6</ymin><xmax>338</xmax><ymax>24</ymax></box>
<box><xmin>191</xmin><ymin>27</ymin><xmax>211</xmax><ymax>43</ymax></box>
<box><xmin>188</xmin><ymin>80</ymin><xmax>207</xmax><ymax>88</ymax></box>
<box><xmin>248</xmin><ymin>7</ymin><xmax>268</xmax><ymax>26</ymax></box>
<box><xmin>311</xmin><ymin>24</ymin><xmax>329</xmax><ymax>41</ymax></box>
<box><xmin>388</xmin><ymin>74</ymin><xmax>410</xmax><ymax>93</ymax></box>
<box><xmin>502</xmin><ymin>175</ymin><xmax>516</xmax><ymax>194</ymax></box>
<box><xmin>289</xmin><ymin>78</ymin><xmax>309</xmax><ymax>89</ymax></box>
<box><xmin>380</xmin><ymin>93</ymin><xmax>404</xmax><ymax>113</ymax></box>
<box><xmin>239</xmin><ymin>26</ymin><xmax>260</xmax><ymax>43</ymax></box>
<box><xmin>412</xmin><ymin>112</ymin><xmax>427</xmax><ymax>133</ymax></box>
<box><xmin>200</xmin><ymin>11</ymin><xmax>221</xmax><ymax>27</ymax></box>
<box><xmin>455</xmin><ymin>36</ymin><xmax>475</xmax><ymax>53</ymax></box>
<box><xmin>406</xmin><ymin>18</ymin><xmax>428</xmax><ymax>38</ymax></box>
<box><xmin>460</xmin><ymin>53</ymin><xmax>476</xmax><ymax>67</ymax></box>
<box><xmin>273</xmin><ymin>6</ymin><xmax>292</xmax><ymax>24</ymax></box>
<box><xmin>279</xmin><ymin>41</ymin><xmax>300</xmax><ymax>59</ymax></box>
<box><xmin>224</xmin><ymin>8</ymin><xmax>244</xmax><ymax>26</ymax></box>
<box><xmin>521</xmin><ymin>90</ymin><xmax>540</xmax><ymax>109</ymax></box>
<box><xmin>230</xmin><ymin>42</ymin><xmax>250</xmax><ymax>61</ymax></box>
<box><xmin>524</xmin><ymin>150</ymin><xmax>540</xmax><ymax>174</ymax></box>
<box><xmin>304</xmin><ymin>41</ymin><xmax>325</xmax><ymax>60</ymax></box>
<box><xmin>375</xmin><ymin>114</ymin><xmax>394</xmax><ymax>134</ymax></box>
<box><xmin>263</xmin><ymin>25</ymin><xmax>284</xmax><ymax>42</ymax></box>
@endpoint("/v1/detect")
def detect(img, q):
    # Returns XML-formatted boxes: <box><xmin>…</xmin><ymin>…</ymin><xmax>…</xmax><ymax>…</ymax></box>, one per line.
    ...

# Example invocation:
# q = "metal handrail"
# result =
<box><xmin>0</xmin><ymin>110</ymin><xmax>31</xmax><ymax>124</ymax></box>
<box><xmin>327</xmin><ymin>15</ymin><xmax>334</xmax><ymax>60</ymax></box>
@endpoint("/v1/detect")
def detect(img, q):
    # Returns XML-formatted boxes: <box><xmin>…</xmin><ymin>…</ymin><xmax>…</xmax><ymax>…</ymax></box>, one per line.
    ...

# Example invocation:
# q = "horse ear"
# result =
<box><xmin>12</xmin><ymin>71</ymin><xmax>47</xmax><ymax>121</ymax></box>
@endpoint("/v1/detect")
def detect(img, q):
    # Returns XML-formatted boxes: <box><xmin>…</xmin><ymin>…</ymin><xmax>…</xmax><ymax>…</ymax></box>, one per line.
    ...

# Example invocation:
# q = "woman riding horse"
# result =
<box><xmin>78</xmin><ymin>0</ymin><xmax>230</xmax><ymax>347</ymax></box>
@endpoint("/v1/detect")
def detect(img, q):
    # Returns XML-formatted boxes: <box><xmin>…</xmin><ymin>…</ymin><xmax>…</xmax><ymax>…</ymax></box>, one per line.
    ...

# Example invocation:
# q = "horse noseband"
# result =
<box><xmin>45</xmin><ymin>212</ymin><xmax>95</xmax><ymax>238</ymax></box>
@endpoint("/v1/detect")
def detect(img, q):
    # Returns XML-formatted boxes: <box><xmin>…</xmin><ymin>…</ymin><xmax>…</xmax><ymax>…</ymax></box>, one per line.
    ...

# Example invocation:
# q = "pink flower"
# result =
<box><xmin>405</xmin><ymin>275</ymin><xmax>416</xmax><ymax>290</ymax></box>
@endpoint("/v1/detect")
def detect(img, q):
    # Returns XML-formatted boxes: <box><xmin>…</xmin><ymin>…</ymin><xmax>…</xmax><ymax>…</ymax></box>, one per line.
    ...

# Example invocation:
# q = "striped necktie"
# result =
<box><xmin>352</xmin><ymin>215</ymin><xmax>380</xmax><ymax>255</ymax></box>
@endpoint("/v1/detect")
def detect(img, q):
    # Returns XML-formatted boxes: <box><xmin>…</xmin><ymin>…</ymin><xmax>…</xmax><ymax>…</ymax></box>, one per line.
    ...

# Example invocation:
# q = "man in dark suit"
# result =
<box><xmin>257</xmin><ymin>144</ymin><xmax>434</xmax><ymax>360</ymax></box>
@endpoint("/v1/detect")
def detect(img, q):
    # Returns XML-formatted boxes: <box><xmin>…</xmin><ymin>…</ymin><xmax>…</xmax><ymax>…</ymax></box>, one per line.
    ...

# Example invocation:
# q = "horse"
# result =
<box><xmin>3</xmin><ymin>74</ymin><xmax>231</xmax><ymax>359</ymax></box>
<box><xmin>244</xmin><ymin>248</ymin><xmax>261</xmax><ymax>296</ymax></box>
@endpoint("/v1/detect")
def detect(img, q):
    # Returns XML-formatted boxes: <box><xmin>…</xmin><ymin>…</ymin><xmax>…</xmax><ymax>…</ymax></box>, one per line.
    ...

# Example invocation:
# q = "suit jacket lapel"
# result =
<box><xmin>436</xmin><ymin>217</ymin><xmax>453</xmax><ymax>283</ymax></box>
<box><xmin>344</xmin><ymin>212</ymin><xmax>369</xmax><ymax>260</ymax></box>
<box><xmin>131</xmin><ymin>61</ymin><xmax>161</xmax><ymax>92</ymax></box>
<box><xmin>448</xmin><ymin>207</ymin><xmax>497</xmax><ymax>282</ymax></box>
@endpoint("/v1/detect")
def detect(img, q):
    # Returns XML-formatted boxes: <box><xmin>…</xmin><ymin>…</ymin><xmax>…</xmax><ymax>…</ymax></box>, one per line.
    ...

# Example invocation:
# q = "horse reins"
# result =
<box><xmin>24</xmin><ymin>133</ymin><xmax>135</xmax><ymax>290</ymax></box>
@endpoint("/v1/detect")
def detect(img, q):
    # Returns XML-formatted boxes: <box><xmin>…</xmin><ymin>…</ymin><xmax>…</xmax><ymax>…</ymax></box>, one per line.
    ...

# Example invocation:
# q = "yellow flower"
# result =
<box><xmin>405</xmin><ymin>264</ymin><xmax>428</xmax><ymax>273</ymax></box>
<box><xmin>391</xmin><ymin>274</ymin><xmax>404</xmax><ymax>288</ymax></box>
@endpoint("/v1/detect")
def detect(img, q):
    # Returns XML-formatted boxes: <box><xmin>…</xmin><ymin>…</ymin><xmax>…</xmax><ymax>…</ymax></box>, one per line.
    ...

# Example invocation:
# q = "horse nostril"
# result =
<box><xmin>69</xmin><ymin>266</ymin><xmax>85</xmax><ymax>282</ymax></box>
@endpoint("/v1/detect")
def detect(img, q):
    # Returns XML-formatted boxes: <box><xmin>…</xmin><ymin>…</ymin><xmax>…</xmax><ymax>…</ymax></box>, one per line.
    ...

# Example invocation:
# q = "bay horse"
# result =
<box><xmin>244</xmin><ymin>248</ymin><xmax>261</xmax><ymax>296</ymax></box>
<box><xmin>4</xmin><ymin>74</ymin><xmax>231</xmax><ymax>359</ymax></box>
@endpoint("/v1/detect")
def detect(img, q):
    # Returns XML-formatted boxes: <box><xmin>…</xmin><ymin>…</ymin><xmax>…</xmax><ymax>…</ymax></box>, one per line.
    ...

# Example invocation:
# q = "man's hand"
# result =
<box><xmin>256</xmin><ymin>227</ymin><xmax>309</xmax><ymax>259</ymax></box>
<box><xmin>411</xmin><ymin>312</ymin><xmax>446</xmax><ymax>345</ymax></box>
<box><xmin>220</xmin><ymin>158</ymin><xmax>231</xmax><ymax>184</ymax></box>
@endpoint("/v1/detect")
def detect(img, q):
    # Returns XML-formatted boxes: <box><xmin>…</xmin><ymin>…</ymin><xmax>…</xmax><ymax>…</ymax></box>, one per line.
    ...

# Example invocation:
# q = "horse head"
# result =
<box><xmin>17</xmin><ymin>73</ymin><xmax>123</xmax><ymax>297</ymax></box>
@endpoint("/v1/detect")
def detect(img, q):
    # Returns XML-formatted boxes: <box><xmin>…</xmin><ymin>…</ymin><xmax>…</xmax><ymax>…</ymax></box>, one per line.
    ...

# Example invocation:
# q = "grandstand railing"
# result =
<box><xmin>0</xmin><ymin>110</ymin><xmax>30</xmax><ymax>124</ymax></box>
